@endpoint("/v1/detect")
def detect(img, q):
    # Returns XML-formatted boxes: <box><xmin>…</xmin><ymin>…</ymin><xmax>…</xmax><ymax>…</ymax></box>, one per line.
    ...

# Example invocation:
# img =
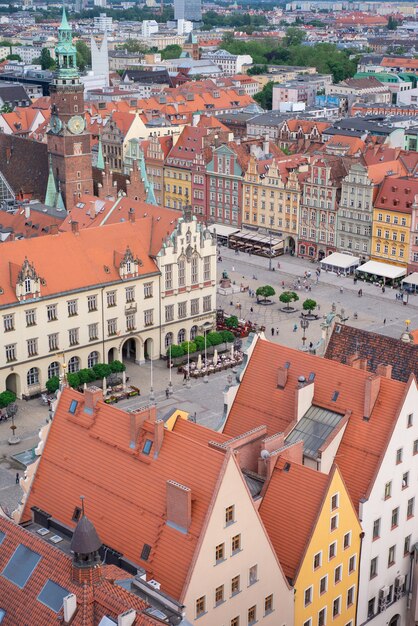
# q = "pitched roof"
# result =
<box><xmin>223</xmin><ymin>338</ymin><xmax>406</xmax><ymax>509</ymax></box>
<box><xmin>0</xmin><ymin>516</ymin><xmax>159</xmax><ymax>625</ymax></box>
<box><xmin>0</xmin><ymin>206</ymin><xmax>64</xmax><ymax>241</ymax></box>
<box><xmin>259</xmin><ymin>458</ymin><xmax>329</xmax><ymax>580</ymax></box>
<box><xmin>22</xmin><ymin>387</ymin><xmax>228</xmax><ymax>601</ymax></box>
<box><xmin>382</xmin><ymin>56</ymin><xmax>418</xmax><ymax>69</ymax></box>
<box><xmin>324</xmin><ymin>324</ymin><xmax>418</xmax><ymax>382</ymax></box>
<box><xmin>324</xmin><ymin>135</ymin><xmax>365</xmax><ymax>155</ymax></box>
<box><xmin>0</xmin><ymin>219</ymin><xmax>163</xmax><ymax>307</ymax></box>
<box><xmin>0</xmin><ymin>134</ymin><xmax>48</xmax><ymax>200</ymax></box>
<box><xmin>166</xmin><ymin>125</ymin><xmax>207</xmax><ymax>163</ymax></box>
<box><xmin>374</xmin><ymin>175</ymin><xmax>418</xmax><ymax>213</ymax></box>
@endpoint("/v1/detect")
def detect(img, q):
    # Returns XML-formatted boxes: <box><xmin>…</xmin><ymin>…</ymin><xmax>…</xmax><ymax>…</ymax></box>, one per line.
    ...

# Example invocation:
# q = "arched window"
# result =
<box><xmin>48</xmin><ymin>361</ymin><xmax>60</xmax><ymax>379</ymax></box>
<box><xmin>177</xmin><ymin>328</ymin><xmax>186</xmax><ymax>344</ymax></box>
<box><xmin>190</xmin><ymin>325</ymin><xmax>198</xmax><ymax>340</ymax></box>
<box><xmin>68</xmin><ymin>356</ymin><xmax>80</xmax><ymax>373</ymax></box>
<box><xmin>24</xmin><ymin>276</ymin><xmax>31</xmax><ymax>293</ymax></box>
<box><xmin>87</xmin><ymin>351</ymin><xmax>99</xmax><ymax>369</ymax></box>
<box><xmin>27</xmin><ymin>367</ymin><xmax>39</xmax><ymax>386</ymax></box>
<box><xmin>165</xmin><ymin>332</ymin><xmax>173</xmax><ymax>349</ymax></box>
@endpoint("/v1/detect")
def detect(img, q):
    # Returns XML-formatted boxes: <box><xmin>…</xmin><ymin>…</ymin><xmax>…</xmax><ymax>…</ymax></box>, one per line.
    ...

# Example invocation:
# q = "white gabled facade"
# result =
<box><xmin>182</xmin><ymin>452</ymin><xmax>294</xmax><ymax>626</ymax></box>
<box><xmin>357</xmin><ymin>376</ymin><xmax>418</xmax><ymax>626</ymax></box>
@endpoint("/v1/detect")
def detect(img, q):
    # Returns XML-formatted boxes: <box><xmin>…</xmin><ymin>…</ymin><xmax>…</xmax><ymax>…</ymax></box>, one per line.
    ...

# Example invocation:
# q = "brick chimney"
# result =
<box><xmin>352</xmin><ymin>357</ymin><xmax>368</xmax><ymax>370</ymax></box>
<box><xmin>71</xmin><ymin>221</ymin><xmax>79</xmax><ymax>235</ymax></box>
<box><xmin>128</xmin><ymin>207</ymin><xmax>135</xmax><ymax>223</ymax></box>
<box><xmin>49</xmin><ymin>223</ymin><xmax>59</xmax><ymax>235</ymax></box>
<box><xmin>376</xmin><ymin>363</ymin><xmax>392</xmax><ymax>379</ymax></box>
<box><xmin>347</xmin><ymin>353</ymin><xmax>358</xmax><ymax>366</ymax></box>
<box><xmin>363</xmin><ymin>374</ymin><xmax>381</xmax><ymax>421</ymax></box>
<box><xmin>277</xmin><ymin>365</ymin><xmax>289</xmax><ymax>389</ymax></box>
<box><xmin>166</xmin><ymin>480</ymin><xmax>191</xmax><ymax>533</ymax></box>
<box><xmin>84</xmin><ymin>386</ymin><xmax>102</xmax><ymax>413</ymax></box>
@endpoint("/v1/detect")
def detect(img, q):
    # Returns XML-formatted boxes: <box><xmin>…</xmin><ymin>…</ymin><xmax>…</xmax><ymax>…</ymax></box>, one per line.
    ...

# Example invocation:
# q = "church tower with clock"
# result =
<box><xmin>47</xmin><ymin>8</ymin><xmax>93</xmax><ymax>209</ymax></box>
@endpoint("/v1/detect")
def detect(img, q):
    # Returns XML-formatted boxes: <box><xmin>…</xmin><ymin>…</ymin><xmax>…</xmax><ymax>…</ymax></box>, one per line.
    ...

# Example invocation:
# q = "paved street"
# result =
<box><xmin>1</xmin><ymin>249</ymin><xmax>417</xmax><ymax>515</ymax></box>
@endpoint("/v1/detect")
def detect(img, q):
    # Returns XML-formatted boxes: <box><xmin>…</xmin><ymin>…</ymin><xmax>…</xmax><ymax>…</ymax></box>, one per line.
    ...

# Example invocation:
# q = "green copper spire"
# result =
<box><xmin>138</xmin><ymin>149</ymin><xmax>147</xmax><ymax>184</ymax></box>
<box><xmin>56</xmin><ymin>182</ymin><xmax>66</xmax><ymax>211</ymax></box>
<box><xmin>45</xmin><ymin>155</ymin><xmax>58</xmax><ymax>207</ymax></box>
<box><xmin>97</xmin><ymin>135</ymin><xmax>105</xmax><ymax>170</ymax></box>
<box><xmin>146</xmin><ymin>181</ymin><xmax>157</xmax><ymax>206</ymax></box>
<box><xmin>55</xmin><ymin>6</ymin><xmax>79</xmax><ymax>81</ymax></box>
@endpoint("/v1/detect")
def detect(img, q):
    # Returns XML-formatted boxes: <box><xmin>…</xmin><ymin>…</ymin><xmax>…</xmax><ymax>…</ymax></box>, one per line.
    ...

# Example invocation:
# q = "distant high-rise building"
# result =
<box><xmin>174</xmin><ymin>0</ymin><xmax>201</xmax><ymax>23</ymax></box>
<box><xmin>91</xmin><ymin>33</ymin><xmax>109</xmax><ymax>87</ymax></box>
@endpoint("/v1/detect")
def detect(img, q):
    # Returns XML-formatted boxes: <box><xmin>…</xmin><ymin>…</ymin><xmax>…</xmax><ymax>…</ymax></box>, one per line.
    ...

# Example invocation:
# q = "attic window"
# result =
<box><xmin>69</xmin><ymin>400</ymin><xmax>78</xmax><ymax>415</ymax></box>
<box><xmin>72</xmin><ymin>506</ymin><xmax>82</xmax><ymax>522</ymax></box>
<box><xmin>140</xmin><ymin>544</ymin><xmax>151</xmax><ymax>561</ymax></box>
<box><xmin>142</xmin><ymin>439</ymin><xmax>153</xmax><ymax>455</ymax></box>
<box><xmin>308</xmin><ymin>372</ymin><xmax>316</xmax><ymax>382</ymax></box>
<box><xmin>104</xmin><ymin>265</ymin><xmax>110</xmax><ymax>274</ymax></box>
<box><xmin>331</xmin><ymin>391</ymin><xmax>339</xmax><ymax>402</ymax></box>
<box><xmin>335</xmin><ymin>325</ymin><xmax>342</xmax><ymax>334</ymax></box>
<box><xmin>283</xmin><ymin>462</ymin><xmax>291</xmax><ymax>472</ymax></box>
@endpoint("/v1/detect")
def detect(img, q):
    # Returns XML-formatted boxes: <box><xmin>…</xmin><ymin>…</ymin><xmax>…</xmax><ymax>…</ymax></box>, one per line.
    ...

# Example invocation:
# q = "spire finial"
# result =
<box><xmin>80</xmin><ymin>495</ymin><xmax>85</xmax><ymax>516</ymax></box>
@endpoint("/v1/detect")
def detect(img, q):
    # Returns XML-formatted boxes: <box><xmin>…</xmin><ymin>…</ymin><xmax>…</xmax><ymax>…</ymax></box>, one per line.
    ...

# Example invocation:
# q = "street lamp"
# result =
<box><xmin>186</xmin><ymin>340</ymin><xmax>191</xmax><ymax>389</ymax></box>
<box><xmin>203</xmin><ymin>328</ymin><xmax>208</xmax><ymax>384</ymax></box>
<box><xmin>269</xmin><ymin>231</ymin><xmax>272</xmax><ymax>271</ymax></box>
<box><xmin>300</xmin><ymin>318</ymin><xmax>309</xmax><ymax>348</ymax></box>
<box><xmin>149</xmin><ymin>344</ymin><xmax>155</xmax><ymax>403</ymax></box>
<box><xmin>168</xmin><ymin>343</ymin><xmax>173</xmax><ymax>396</ymax></box>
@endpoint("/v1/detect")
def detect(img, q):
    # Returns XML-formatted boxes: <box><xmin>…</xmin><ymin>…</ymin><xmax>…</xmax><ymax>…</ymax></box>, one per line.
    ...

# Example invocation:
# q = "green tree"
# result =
<box><xmin>0</xmin><ymin>390</ymin><xmax>16</xmax><ymax>408</ymax></box>
<box><xmin>46</xmin><ymin>376</ymin><xmax>60</xmax><ymax>394</ymax></box>
<box><xmin>256</xmin><ymin>285</ymin><xmax>276</xmax><ymax>302</ymax></box>
<box><xmin>302</xmin><ymin>298</ymin><xmax>317</xmax><ymax>312</ymax></box>
<box><xmin>279</xmin><ymin>291</ymin><xmax>299</xmax><ymax>310</ymax></box>
<box><xmin>161</xmin><ymin>44</ymin><xmax>182</xmax><ymax>60</ymax></box>
<box><xmin>254</xmin><ymin>81</ymin><xmax>274</xmax><ymax>109</ymax></box>
<box><xmin>284</xmin><ymin>27</ymin><xmax>306</xmax><ymax>47</ymax></box>
<box><xmin>167</xmin><ymin>344</ymin><xmax>184</xmax><ymax>358</ymax></box>
<box><xmin>34</xmin><ymin>47</ymin><xmax>55</xmax><ymax>70</ymax></box>
<box><xmin>116</xmin><ymin>39</ymin><xmax>149</xmax><ymax>54</ymax></box>
<box><xmin>225</xmin><ymin>315</ymin><xmax>239</xmax><ymax>329</ymax></box>
<box><xmin>76</xmin><ymin>40</ymin><xmax>91</xmax><ymax>71</ymax></box>
<box><xmin>0</xmin><ymin>104</ymin><xmax>12</xmax><ymax>113</ymax></box>
<box><xmin>247</xmin><ymin>64</ymin><xmax>268</xmax><ymax>75</ymax></box>
<box><xmin>387</xmin><ymin>16</ymin><xmax>398</xmax><ymax>30</ymax></box>
<box><xmin>6</xmin><ymin>53</ymin><xmax>21</xmax><ymax>61</ymax></box>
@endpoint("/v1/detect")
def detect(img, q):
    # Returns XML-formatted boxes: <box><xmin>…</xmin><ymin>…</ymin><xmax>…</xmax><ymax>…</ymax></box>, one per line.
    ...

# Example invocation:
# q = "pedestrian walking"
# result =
<box><xmin>271</xmin><ymin>327</ymin><xmax>275</xmax><ymax>336</ymax></box>
<box><xmin>183</xmin><ymin>371</ymin><xmax>187</xmax><ymax>383</ymax></box>
<box><xmin>293</xmin><ymin>324</ymin><xmax>298</xmax><ymax>332</ymax></box>
<box><xmin>165</xmin><ymin>388</ymin><xmax>170</xmax><ymax>399</ymax></box>
<box><xmin>383</xmin><ymin>318</ymin><xmax>386</xmax><ymax>325</ymax></box>
<box><xmin>309</xmin><ymin>342</ymin><xmax>313</xmax><ymax>350</ymax></box>
<box><xmin>382</xmin><ymin>286</ymin><xmax>385</xmax><ymax>294</ymax></box>
<box><xmin>15</xmin><ymin>473</ymin><xmax>19</xmax><ymax>484</ymax></box>
<box><xmin>250</xmin><ymin>306</ymin><xmax>253</xmax><ymax>313</ymax></box>
<box><xmin>276</xmin><ymin>327</ymin><xmax>279</xmax><ymax>335</ymax></box>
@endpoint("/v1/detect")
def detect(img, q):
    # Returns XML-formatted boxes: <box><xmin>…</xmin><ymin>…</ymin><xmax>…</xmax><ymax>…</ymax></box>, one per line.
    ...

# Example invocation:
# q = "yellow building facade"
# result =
<box><xmin>242</xmin><ymin>155</ymin><xmax>306</xmax><ymax>253</ymax></box>
<box><xmin>295</xmin><ymin>467</ymin><xmax>362</xmax><ymax>626</ymax></box>
<box><xmin>371</xmin><ymin>207</ymin><xmax>411</xmax><ymax>267</ymax></box>
<box><xmin>163</xmin><ymin>164</ymin><xmax>192</xmax><ymax>211</ymax></box>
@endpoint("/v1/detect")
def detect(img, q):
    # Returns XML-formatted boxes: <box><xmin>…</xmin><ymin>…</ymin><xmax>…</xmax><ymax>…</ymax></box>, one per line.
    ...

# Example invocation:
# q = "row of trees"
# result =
<box><xmin>168</xmin><ymin>330</ymin><xmax>235</xmax><ymax>358</ymax></box>
<box><xmin>201</xmin><ymin>11</ymin><xmax>268</xmax><ymax>32</ymax></box>
<box><xmin>46</xmin><ymin>360</ymin><xmax>125</xmax><ymax>394</ymax></box>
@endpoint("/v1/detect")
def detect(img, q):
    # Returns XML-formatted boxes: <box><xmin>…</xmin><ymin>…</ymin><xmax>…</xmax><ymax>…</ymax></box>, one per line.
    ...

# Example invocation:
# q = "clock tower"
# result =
<box><xmin>47</xmin><ymin>8</ymin><xmax>93</xmax><ymax>209</ymax></box>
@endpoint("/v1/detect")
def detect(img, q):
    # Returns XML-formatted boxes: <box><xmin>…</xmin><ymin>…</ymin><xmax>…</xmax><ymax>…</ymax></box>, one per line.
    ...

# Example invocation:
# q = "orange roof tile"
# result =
<box><xmin>223</xmin><ymin>338</ymin><xmax>406</xmax><ymax>510</ymax></box>
<box><xmin>0</xmin><ymin>516</ymin><xmax>158</xmax><ymax>625</ymax></box>
<box><xmin>374</xmin><ymin>176</ymin><xmax>418</xmax><ymax>213</ymax></box>
<box><xmin>22</xmin><ymin>388</ymin><xmax>228</xmax><ymax>601</ymax></box>
<box><xmin>0</xmin><ymin>219</ymin><xmax>164</xmax><ymax>307</ymax></box>
<box><xmin>382</xmin><ymin>57</ymin><xmax>418</xmax><ymax>69</ymax></box>
<box><xmin>259</xmin><ymin>458</ymin><xmax>329</xmax><ymax>580</ymax></box>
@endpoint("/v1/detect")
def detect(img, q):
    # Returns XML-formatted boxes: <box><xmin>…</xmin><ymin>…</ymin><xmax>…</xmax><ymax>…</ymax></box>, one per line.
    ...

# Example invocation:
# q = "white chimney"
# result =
<box><xmin>117</xmin><ymin>609</ymin><xmax>136</xmax><ymax>626</ymax></box>
<box><xmin>25</xmin><ymin>205</ymin><xmax>30</xmax><ymax>219</ymax></box>
<box><xmin>63</xmin><ymin>594</ymin><xmax>77</xmax><ymax>622</ymax></box>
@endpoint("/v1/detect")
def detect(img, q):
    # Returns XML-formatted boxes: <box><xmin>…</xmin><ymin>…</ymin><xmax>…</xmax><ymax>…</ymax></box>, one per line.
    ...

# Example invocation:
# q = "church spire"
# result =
<box><xmin>59</xmin><ymin>5</ymin><xmax>70</xmax><ymax>30</ymax></box>
<box><xmin>55</xmin><ymin>5</ymin><xmax>79</xmax><ymax>82</ymax></box>
<box><xmin>44</xmin><ymin>155</ymin><xmax>58</xmax><ymax>208</ymax></box>
<box><xmin>96</xmin><ymin>135</ymin><xmax>105</xmax><ymax>170</ymax></box>
<box><xmin>146</xmin><ymin>181</ymin><xmax>157</xmax><ymax>206</ymax></box>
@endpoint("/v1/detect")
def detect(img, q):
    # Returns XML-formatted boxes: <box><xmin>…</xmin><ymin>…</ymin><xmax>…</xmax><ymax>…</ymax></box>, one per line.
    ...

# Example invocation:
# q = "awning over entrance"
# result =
<box><xmin>229</xmin><ymin>230</ymin><xmax>284</xmax><ymax>257</ymax></box>
<box><xmin>320</xmin><ymin>252</ymin><xmax>360</xmax><ymax>272</ymax></box>
<box><xmin>357</xmin><ymin>260</ymin><xmax>406</xmax><ymax>280</ymax></box>
<box><xmin>208</xmin><ymin>224</ymin><xmax>240</xmax><ymax>243</ymax></box>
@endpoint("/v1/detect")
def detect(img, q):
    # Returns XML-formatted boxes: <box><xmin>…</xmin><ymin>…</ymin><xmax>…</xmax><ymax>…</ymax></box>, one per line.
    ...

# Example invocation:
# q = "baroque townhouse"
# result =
<box><xmin>206</xmin><ymin>143</ymin><xmax>247</xmax><ymax>227</ymax></box>
<box><xmin>0</xmin><ymin>214</ymin><xmax>216</xmax><ymax>399</ymax></box>
<box><xmin>298</xmin><ymin>156</ymin><xmax>351</xmax><ymax>260</ymax></box>
<box><xmin>242</xmin><ymin>154</ymin><xmax>308</xmax><ymax>254</ymax></box>
<box><xmin>371</xmin><ymin>177</ymin><xmax>418</xmax><ymax>268</ymax></box>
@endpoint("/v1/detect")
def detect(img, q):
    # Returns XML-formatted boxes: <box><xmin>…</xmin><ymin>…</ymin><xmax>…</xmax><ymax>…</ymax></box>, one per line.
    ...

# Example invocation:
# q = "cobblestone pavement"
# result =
<box><xmin>2</xmin><ymin>250</ymin><xmax>417</xmax><ymax>514</ymax></box>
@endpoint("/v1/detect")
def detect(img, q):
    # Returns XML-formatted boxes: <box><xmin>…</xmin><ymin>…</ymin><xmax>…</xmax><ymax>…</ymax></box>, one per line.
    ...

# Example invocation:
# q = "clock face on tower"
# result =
<box><xmin>67</xmin><ymin>115</ymin><xmax>85</xmax><ymax>135</ymax></box>
<box><xmin>50</xmin><ymin>115</ymin><xmax>62</xmax><ymax>134</ymax></box>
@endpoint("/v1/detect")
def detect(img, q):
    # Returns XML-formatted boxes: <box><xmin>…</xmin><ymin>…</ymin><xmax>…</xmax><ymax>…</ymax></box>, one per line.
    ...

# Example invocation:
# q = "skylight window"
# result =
<box><xmin>69</xmin><ymin>400</ymin><xmax>78</xmax><ymax>414</ymax></box>
<box><xmin>332</xmin><ymin>391</ymin><xmax>339</xmax><ymax>402</ymax></box>
<box><xmin>38</xmin><ymin>580</ymin><xmax>70</xmax><ymax>613</ymax></box>
<box><xmin>142</xmin><ymin>439</ymin><xmax>153</xmax><ymax>455</ymax></box>
<box><xmin>141</xmin><ymin>543</ymin><xmax>151</xmax><ymax>561</ymax></box>
<box><xmin>2</xmin><ymin>545</ymin><xmax>41</xmax><ymax>588</ymax></box>
<box><xmin>0</xmin><ymin>609</ymin><xmax>5</xmax><ymax>623</ymax></box>
<box><xmin>0</xmin><ymin>532</ymin><xmax>5</xmax><ymax>546</ymax></box>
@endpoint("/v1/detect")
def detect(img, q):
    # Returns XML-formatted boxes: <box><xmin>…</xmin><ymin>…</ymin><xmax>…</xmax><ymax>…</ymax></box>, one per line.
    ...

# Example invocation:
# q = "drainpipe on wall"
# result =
<box><xmin>101</xmin><ymin>287</ymin><xmax>105</xmax><ymax>363</ymax></box>
<box><xmin>355</xmin><ymin>531</ymin><xmax>365</xmax><ymax>626</ymax></box>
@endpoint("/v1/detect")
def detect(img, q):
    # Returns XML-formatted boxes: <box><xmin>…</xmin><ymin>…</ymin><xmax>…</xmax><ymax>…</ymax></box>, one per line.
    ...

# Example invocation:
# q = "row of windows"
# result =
<box><xmin>340</xmin><ymin>240</ymin><xmax>369</xmax><ymax>253</ymax></box>
<box><xmin>5</xmin><ymin>286</ymin><xmax>152</xmax><ymax>332</ymax></box>
<box><xmin>369</xmin><ymin>537</ymin><xmax>412</xmax><ymax>578</ymax></box>
<box><xmin>375</xmin><ymin>243</ymin><xmax>405</xmax><ymax>257</ymax></box>
<box><xmin>304</xmin><ymin>585</ymin><xmax>356</xmax><ymax>616</ymax></box>
<box><xmin>164</xmin><ymin>296</ymin><xmax>211</xmax><ymax>322</ymax></box>
<box><xmin>164</xmin><ymin>257</ymin><xmax>211</xmax><ymax>290</ymax></box>
<box><xmin>376</xmin><ymin>229</ymin><xmax>406</xmax><ymax>242</ymax></box>
<box><xmin>377</xmin><ymin>213</ymin><xmax>407</xmax><ymax>225</ymax></box>
<box><xmin>303</xmin><ymin>608</ymin><xmax>354</xmax><ymax>626</ymax></box>
<box><xmin>313</xmin><ymin>546</ymin><xmax>356</xmax><ymax>573</ymax></box>
<box><xmin>196</xmin><ymin>593</ymin><xmax>273</xmax><ymax>622</ymax></box>
<box><xmin>4</xmin><ymin>312</ymin><xmax>154</xmax><ymax>362</ymax></box>
<box><xmin>25</xmin><ymin>351</ymin><xmax>100</xmax><ymax>386</ymax></box>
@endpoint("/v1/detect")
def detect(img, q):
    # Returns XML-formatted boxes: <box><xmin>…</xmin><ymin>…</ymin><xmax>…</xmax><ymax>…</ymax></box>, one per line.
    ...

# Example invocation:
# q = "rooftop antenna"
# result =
<box><xmin>80</xmin><ymin>495</ymin><xmax>85</xmax><ymax>516</ymax></box>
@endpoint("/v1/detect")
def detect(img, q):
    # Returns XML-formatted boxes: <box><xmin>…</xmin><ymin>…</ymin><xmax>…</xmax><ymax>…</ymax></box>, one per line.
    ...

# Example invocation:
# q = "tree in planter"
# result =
<box><xmin>219</xmin><ymin>330</ymin><xmax>235</xmax><ymax>343</ymax></box>
<box><xmin>225</xmin><ymin>315</ymin><xmax>239</xmax><ymax>329</ymax></box>
<box><xmin>279</xmin><ymin>291</ymin><xmax>299</xmax><ymax>310</ymax></box>
<box><xmin>46</xmin><ymin>376</ymin><xmax>60</xmax><ymax>394</ymax></box>
<box><xmin>302</xmin><ymin>298</ymin><xmax>317</xmax><ymax>313</ymax></box>
<box><xmin>166</xmin><ymin>344</ymin><xmax>184</xmax><ymax>358</ymax></box>
<box><xmin>194</xmin><ymin>335</ymin><xmax>205</xmax><ymax>351</ymax></box>
<box><xmin>0</xmin><ymin>390</ymin><xmax>16</xmax><ymax>408</ymax></box>
<box><xmin>207</xmin><ymin>331</ymin><xmax>223</xmax><ymax>346</ymax></box>
<box><xmin>256</xmin><ymin>285</ymin><xmax>276</xmax><ymax>302</ymax></box>
<box><xmin>181</xmin><ymin>341</ymin><xmax>197</xmax><ymax>354</ymax></box>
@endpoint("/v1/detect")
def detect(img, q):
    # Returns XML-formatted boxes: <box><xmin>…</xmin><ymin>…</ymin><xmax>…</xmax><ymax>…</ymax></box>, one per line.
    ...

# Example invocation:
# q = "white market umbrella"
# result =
<box><xmin>102</xmin><ymin>376</ymin><xmax>107</xmax><ymax>397</ymax></box>
<box><xmin>213</xmin><ymin>349</ymin><xmax>218</xmax><ymax>365</ymax></box>
<box><xmin>197</xmin><ymin>353</ymin><xmax>202</xmax><ymax>370</ymax></box>
<box><xmin>230</xmin><ymin>344</ymin><xmax>235</xmax><ymax>359</ymax></box>
<box><xmin>122</xmin><ymin>370</ymin><xmax>127</xmax><ymax>390</ymax></box>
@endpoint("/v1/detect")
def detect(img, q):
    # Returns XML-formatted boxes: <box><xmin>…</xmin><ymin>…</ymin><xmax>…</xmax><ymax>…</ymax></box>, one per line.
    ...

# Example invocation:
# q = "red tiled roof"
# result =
<box><xmin>0</xmin><ymin>516</ymin><xmax>158</xmax><ymax>625</ymax></box>
<box><xmin>223</xmin><ymin>338</ymin><xmax>406</xmax><ymax>510</ymax></box>
<box><xmin>22</xmin><ymin>387</ymin><xmax>228</xmax><ymax>601</ymax></box>
<box><xmin>259</xmin><ymin>458</ymin><xmax>329</xmax><ymax>580</ymax></box>
<box><xmin>0</xmin><ymin>219</ymin><xmax>164</xmax><ymax>306</ymax></box>
<box><xmin>382</xmin><ymin>57</ymin><xmax>418</xmax><ymax>69</ymax></box>
<box><xmin>374</xmin><ymin>175</ymin><xmax>418</xmax><ymax>213</ymax></box>
<box><xmin>0</xmin><ymin>207</ymin><xmax>64</xmax><ymax>240</ymax></box>
<box><xmin>166</xmin><ymin>125</ymin><xmax>206</xmax><ymax>163</ymax></box>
